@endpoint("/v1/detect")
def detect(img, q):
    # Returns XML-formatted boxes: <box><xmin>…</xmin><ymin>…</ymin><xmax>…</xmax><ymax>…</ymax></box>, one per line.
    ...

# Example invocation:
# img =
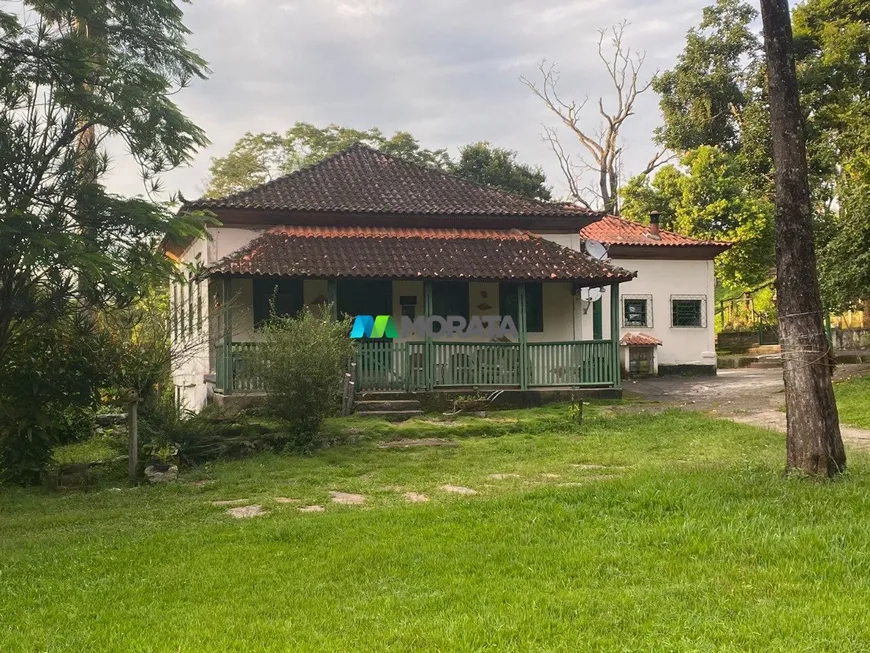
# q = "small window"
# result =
<box><xmin>623</xmin><ymin>297</ymin><xmax>651</xmax><ymax>328</ymax></box>
<box><xmin>499</xmin><ymin>283</ymin><xmax>544</xmax><ymax>333</ymax></box>
<box><xmin>197</xmin><ymin>283</ymin><xmax>203</xmax><ymax>332</ymax></box>
<box><xmin>399</xmin><ymin>295</ymin><xmax>417</xmax><ymax>320</ymax></box>
<box><xmin>253</xmin><ymin>279</ymin><xmax>304</xmax><ymax>328</ymax></box>
<box><xmin>179</xmin><ymin>285</ymin><xmax>186</xmax><ymax>340</ymax></box>
<box><xmin>671</xmin><ymin>296</ymin><xmax>706</xmax><ymax>328</ymax></box>
<box><xmin>172</xmin><ymin>283</ymin><xmax>179</xmax><ymax>341</ymax></box>
<box><xmin>187</xmin><ymin>278</ymin><xmax>194</xmax><ymax>336</ymax></box>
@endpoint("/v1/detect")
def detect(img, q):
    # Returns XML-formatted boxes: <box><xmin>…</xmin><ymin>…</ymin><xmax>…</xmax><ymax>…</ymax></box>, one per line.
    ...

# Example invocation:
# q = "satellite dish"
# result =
<box><xmin>584</xmin><ymin>239</ymin><xmax>609</xmax><ymax>261</ymax></box>
<box><xmin>580</xmin><ymin>287</ymin><xmax>603</xmax><ymax>303</ymax></box>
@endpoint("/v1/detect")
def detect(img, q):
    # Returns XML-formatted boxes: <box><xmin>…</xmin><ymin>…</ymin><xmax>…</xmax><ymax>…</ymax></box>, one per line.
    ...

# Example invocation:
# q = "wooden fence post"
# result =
<box><xmin>127</xmin><ymin>389</ymin><xmax>138</xmax><ymax>484</ymax></box>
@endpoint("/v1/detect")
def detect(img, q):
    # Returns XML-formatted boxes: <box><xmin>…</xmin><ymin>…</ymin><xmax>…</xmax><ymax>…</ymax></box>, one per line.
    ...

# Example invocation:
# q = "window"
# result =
<box><xmin>671</xmin><ymin>295</ymin><xmax>706</xmax><ymax>328</ymax></box>
<box><xmin>179</xmin><ymin>284</ymin><xmax>186</xmax><ymax>340</ymax></box>
<box><xmin>172</xmin><ymin>282</ymin><xmax>179</xmax><ymax>341</ymax></box>
<box><xmin>399</xmin><ymin>295</ymin><xmax>417</xmax><ymax>320</ymax></box>
<box><xmin>337</xmin><ymin>279</ymin><xmax>392</xmax><ymax>319</ymax></box>
<box><xmin>253</xmin><ymin>279</ymin><xmax>304</xmax><ymax>327</ymax></box>
<box><xmin>432</xmin><ymin>281</ymin><xmax>470</xmax><ymax>322</ymax></box>
<box><xmin>623</xmin><ymin>296</ymin><xmax>652</xmax><ymax>328</ymax></box>
<box><xmin>499</xmin><ymin>283</ymin><xmax>544</xmax><ymax>333</ymax></box>
<box><xmin>197</xmin><ymin>283</ymin><xmax>203</xmax><ymax>332</ymax></box>
<box><xmin>187</xmin><ymin>277</ymin><xmax>194</xmax><ymax>336</ymax></box>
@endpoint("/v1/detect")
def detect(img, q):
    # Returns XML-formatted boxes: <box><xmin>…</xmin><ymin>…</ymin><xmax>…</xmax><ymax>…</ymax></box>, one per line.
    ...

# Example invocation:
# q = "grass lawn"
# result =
<box><xmin>835</xmin><ymin>371</ymin><xmax>870</xmax><ymax>429</ymax></box>
<box><xmin>4</xmin><ymin>405</ymin><xmax>870</xmax><ymax>651</ymax></box>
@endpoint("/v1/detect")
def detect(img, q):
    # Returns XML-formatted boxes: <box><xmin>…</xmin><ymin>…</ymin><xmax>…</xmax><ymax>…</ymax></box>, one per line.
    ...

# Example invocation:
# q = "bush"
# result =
<box><xmin>255</xmin><ymin>306</ymin><xmax>354</xmax><ymax>449</ymax></box>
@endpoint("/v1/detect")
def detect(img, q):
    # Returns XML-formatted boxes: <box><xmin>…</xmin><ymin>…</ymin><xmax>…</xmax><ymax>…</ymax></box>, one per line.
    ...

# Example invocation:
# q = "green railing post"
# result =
<box><xmin>518</xmin><ymin>283</ymin><xmax>528</xmax><ymax>390</ymax></box>
<box><xmin>424</xmin><ymin>281</ymin><xmax>434</xmax><ymax>391</ymax></box>
<box><xmin>221</xmin><ymin>277</ymin><xmax>234</xmax><ymax>395</ymax></box>
<box><xmin>610</xmin><ymin>282</ymin><xmax>621</xmax><ymax>389</ymax></box>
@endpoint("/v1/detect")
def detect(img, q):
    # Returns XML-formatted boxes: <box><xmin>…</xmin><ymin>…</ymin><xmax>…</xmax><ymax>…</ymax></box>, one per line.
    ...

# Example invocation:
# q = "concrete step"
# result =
<box><xmin>354</xmin><ymin>399</ymin><xmax>422</xmax><ymax>412</ymax></box>
<box><xmin>356</xmin><ymin>391</ymin><xmax>419</xmax><ymax>402</ymax></box>
<box><xmin>354</xmin><ymin>410</ymin><xmax>425</xmax><ymax>422</ymax></box>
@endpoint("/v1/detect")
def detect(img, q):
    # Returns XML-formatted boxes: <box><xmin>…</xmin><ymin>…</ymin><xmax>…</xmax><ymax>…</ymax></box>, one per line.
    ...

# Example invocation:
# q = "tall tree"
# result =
<box><xmin>205</xmin><ymin>123</ymin><xmax>451</xmax><ymax>198</ymax></box>
<box><xmin>760</xmin><ymin>0</ymin><xmax>845</xmax><ymax>476</ymax></box>
<box><xmin>450</xmin><ymin>142</ymin><xmax>552</xmax><ymax>201</ymax></box>
<box><xmin>522</xmin><ymin>22</ymin><xmax>668</xmax><ymax>213</ymax></box>
<box><xmin>621</xmin><ymin>147</ymin><xmax>775</xmax><ymax>287</ymax></box>
<box><xmin>0</xmin><ymin>0</ymin><xmax>208</xmax><ymax>483</ymax></box>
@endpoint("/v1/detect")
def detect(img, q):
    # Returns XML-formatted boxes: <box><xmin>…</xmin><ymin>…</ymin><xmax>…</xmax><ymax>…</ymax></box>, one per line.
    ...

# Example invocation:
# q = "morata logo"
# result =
<box><xmin>351</xmin><ymin>315</ymin><xmax>518</xmax><ymax>340</ymax></box>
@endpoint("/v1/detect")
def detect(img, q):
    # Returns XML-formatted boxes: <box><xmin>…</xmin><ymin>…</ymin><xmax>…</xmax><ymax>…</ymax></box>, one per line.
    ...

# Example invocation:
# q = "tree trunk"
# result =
<box><xmin>760</xmin><ymin>0</ymin><xmax>846</xmax><ymax>476</ymax></box>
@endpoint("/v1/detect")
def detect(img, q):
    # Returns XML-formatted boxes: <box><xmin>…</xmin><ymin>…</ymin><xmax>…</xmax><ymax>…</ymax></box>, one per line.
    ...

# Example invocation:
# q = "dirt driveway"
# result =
<box><xmin>623</xmin><ymin>365</ymin><xmax>870</xmax><ymax>449</ymax></box>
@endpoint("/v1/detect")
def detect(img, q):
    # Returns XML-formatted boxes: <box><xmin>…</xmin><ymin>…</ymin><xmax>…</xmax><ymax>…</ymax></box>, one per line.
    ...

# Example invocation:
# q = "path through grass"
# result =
<box><xmin>4</xmin><ymin>406</ymin><xmax>870</xmax><ymax>651</ymax></box>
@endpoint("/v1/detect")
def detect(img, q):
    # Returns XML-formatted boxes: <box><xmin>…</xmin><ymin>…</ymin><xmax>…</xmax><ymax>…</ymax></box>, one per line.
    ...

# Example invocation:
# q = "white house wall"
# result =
<box><xmin>607</xmin><ymin>257</ymin><xmax>717</xmax><ymax>369</ymax></box>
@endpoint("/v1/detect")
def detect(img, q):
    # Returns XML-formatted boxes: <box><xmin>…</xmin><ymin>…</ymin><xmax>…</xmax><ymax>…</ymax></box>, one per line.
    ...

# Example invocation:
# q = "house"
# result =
<box><xmin>580</xmin><ymin>213</ymin><xmax>731</xmax><ymax>376</ymax></box>
<box><xmin>165</xmin><ymin>143</ymin><xmax>724</xmax><ymax>412</ymax></box>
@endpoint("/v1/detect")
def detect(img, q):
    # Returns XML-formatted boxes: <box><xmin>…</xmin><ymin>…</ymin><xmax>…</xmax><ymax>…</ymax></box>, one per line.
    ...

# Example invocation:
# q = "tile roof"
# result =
<box><xmin>620</xmin><ymin>333</ymin><xmax>663</xmax><ymax>347</ymax></box>
<box><xmin>580</xmin><ymin>215</ymin><xmax>731</xmax><ymax>248</ymax></box>
<box><xmin>186</xmin><ymin>143</ymin><xmax>597</xmax><ymax>218</ymax></box>
<box><xmin>209</xmin><ymin>226</ymin><xmax>636</xmax><ymax>284</ymax></box>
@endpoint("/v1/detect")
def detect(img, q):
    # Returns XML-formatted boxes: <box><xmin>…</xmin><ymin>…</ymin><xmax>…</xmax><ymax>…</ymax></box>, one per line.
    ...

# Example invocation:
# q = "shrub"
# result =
<box><xmin>255</xmin><ymin>306</ymin><xmax>354</xmax><ymax>449</ymax></box>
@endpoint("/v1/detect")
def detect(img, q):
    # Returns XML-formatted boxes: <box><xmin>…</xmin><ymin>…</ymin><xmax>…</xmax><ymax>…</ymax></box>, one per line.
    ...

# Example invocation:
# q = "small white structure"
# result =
<box><xmin>580</xmin><ymin>213</ymin><xmax>730</xmax><ymax>376</ymax></box>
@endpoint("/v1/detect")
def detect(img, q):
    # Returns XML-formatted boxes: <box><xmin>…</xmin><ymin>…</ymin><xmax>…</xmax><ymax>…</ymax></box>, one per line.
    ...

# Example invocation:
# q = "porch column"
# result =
<box><xmin>221</xmin><ymin>277</ymin><xmax>233</xmax><ymax>395</ymax></box>
<box><xmin>610</xmin><ymin>282</ymin><xmax>621</xmax><ymax>389</ymax></box>
<box><xmin>518</xmin><ymin>283</ymin><xmax>528</xmax><ymax>390</ymax></box>
<box><xmin>327</xmin><ymin>279</ymin><xmax>338</xmax><ymax>320</ymax></box>
<box><xmin>424</xmin><ymin>280</ymin><xmax>434</xmax><ymax>391</ymax></box>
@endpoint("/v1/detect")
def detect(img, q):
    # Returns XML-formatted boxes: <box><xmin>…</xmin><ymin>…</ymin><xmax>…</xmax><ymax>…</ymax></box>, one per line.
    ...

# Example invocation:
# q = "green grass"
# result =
<box><xmin>835</xmin><ymin>372</ymin><xmax>870</xmax><ymax>429</ymax></box>
<box><xmin>3</xmin><ymin>405</ymin><xmax>870</xmax><ymax>651</ymax></box>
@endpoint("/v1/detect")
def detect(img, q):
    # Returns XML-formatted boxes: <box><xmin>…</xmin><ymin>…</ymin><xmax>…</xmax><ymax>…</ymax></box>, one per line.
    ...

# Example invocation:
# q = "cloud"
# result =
<box><xmin>104</xmin><ymin>0</ymin><xmax>706</xmax><ymax>205</ymax></box>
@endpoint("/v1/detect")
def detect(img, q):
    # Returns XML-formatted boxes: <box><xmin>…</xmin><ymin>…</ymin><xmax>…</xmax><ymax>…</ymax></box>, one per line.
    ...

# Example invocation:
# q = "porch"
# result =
<box><xmin>216</xmin><ymin>338</ymin><xmax>620</xmax><ymax>394</ymax></box>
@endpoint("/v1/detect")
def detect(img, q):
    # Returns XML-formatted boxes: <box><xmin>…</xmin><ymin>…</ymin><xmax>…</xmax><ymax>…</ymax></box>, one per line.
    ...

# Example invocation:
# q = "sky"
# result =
<box><xmin>105</xmin><ymin>0</ymin><xmax>709</xmax><ymax>204</ymax></box>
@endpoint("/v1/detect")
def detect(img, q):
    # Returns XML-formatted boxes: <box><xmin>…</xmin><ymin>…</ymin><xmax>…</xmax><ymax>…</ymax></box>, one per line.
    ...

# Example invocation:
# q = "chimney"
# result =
<box><xmin>647</xmin><ymin>211</ymin><xmax>661</xmax><ymax>240</ymax></box>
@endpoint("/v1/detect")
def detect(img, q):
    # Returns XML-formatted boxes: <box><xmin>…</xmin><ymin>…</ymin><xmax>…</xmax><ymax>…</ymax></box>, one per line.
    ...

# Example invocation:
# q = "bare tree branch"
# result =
<box><xmin>522</xmin><ymin>21</ymin><xmax>660</xmax><ymax>214</ymax></box>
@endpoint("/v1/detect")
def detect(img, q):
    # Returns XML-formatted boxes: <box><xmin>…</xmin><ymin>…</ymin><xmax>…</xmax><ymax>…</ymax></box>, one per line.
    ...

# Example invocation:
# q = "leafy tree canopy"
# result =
<box><xmin>622</xmin><ymin>147</ymin><xmax>775</xmax><ymax>288</ymax></box>
<box><xmin>0</xmin><ymin>0</ymin><xmax>209</xmax><ymax>483</ymax></box>
<box><xmin>204</xmin><ymin>123</ymin><xmax>451</xmax><ymax>198</ymax></box>
<box><xmin>449</xmin><ymin>142</ymin><xmax>552</xmax><ymax>201</ymax></box>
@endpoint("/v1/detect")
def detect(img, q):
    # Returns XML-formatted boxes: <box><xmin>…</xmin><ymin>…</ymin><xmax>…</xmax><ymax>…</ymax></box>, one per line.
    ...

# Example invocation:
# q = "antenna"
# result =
<box><xmin>579</xmin><ymin>287</ymin><xmax>604</xmax><ymax>314</ymax></box>
<box><xmin>584</xmin><ymin>239</ymin><xmax>609</xmax><ymax>261</ymax></box>
<box><xmin>580</xmin><ymin>287</ymin><xmax>603</xmax><ymax>303</ymax></box>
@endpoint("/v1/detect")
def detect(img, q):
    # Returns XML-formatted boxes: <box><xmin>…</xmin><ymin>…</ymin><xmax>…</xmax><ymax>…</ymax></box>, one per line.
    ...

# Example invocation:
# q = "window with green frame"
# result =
<box><xmin>499</xmin><ymin>283</ymin><xmax>544</xmax><ymax>333</ymax></box>
<box><xmin>671</xmin><ymin>296</ymin><xmax>705</xmax><ymax>328</ymax></box>
<box><xmin>253</xmin><ymin>279</ymin><xmax>304</xmax><ymax>328</ymax></box>
<box><xmin>432</xmin><ymin>281</ymin><xmax>470</xmax><ymax>321</ymax></box>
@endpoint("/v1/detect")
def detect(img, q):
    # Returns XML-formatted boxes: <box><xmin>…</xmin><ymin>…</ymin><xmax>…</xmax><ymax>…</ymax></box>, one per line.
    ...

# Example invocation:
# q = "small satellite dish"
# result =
<box><xmin>580</xmin><ymin>287</ymin><xmax>603</xmax><ymax>303</ymax></box>
<box><xmin>584</xmin><ymin>239</ymin><xmax>609</xmax><ymax>261</ymax></box>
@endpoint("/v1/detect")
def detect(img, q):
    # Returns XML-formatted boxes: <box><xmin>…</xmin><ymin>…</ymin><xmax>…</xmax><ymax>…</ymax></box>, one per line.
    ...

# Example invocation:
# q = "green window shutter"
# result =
<box><xmin>671</xmin><ymin>298</ymin><xmax>704</xmax><ymax>327</ymax></box>
<box><xmin>499</xmin><ymin>283</ymin><xmax>543</xmax><ymax>333</ymax></box>
<box><xmin>432</xmin><ymin>281</ymin><xmax>469</xmax><ymax>321</ymax></box>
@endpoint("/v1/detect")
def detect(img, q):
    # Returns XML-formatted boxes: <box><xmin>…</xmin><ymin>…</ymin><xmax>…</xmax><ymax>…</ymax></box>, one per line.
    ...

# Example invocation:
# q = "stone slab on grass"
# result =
<box><xmin>489</xmin><ymin>473</ymin><xmax>520</xmax><ymax>480</ymax></box>
<box><xmin>404</xmin><ymin>492</ymin><xmax>429</xmax><ymax>503</ymax></box>
<box><xmin>440</xmin><ymin>485</ymin><xmax>478</xmax><ymax>496</ymax></box>
<box><xmin>330</xmin><ymin>492</ymin><xmax>365</xmax><ymax>505</ymax></box>
<box><xmin>299</xmin><ymin>505</ymin><xmax>325</xmax><ymax>513</ymax></box>
<box><xmin>210</xmin><ymin>499</ymin><xmax>249</xmax><ymax>507</ymax></box>
<box><xmin>226</xmin><ymin>505</ymin><xmax>268</xmax><ymax>519</ymax></box>
<box><xmin>274</xmin><ymin>497</ymin><xmax>299</xmax><ymax>504</ymax></box>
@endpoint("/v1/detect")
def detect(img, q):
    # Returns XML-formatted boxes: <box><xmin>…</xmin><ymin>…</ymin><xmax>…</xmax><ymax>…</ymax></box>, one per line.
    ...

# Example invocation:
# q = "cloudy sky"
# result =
<box><xmin>106</xmin><ymin>0</ymin><xmax>710</xmax><ymax>203</ymax></box>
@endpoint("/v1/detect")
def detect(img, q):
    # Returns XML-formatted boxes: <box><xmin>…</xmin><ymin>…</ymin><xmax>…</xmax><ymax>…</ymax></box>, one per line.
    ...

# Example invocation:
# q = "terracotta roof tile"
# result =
<box><xmin>186</xmin><ymin>143</ymin><xmax>598</xmax><ymax>219</ymax></box>
<box><xmin>209</xmin><ymin>226</ymin><xmax>636</xmax><ymax>284</ymax></box>
<box><xmin>581</xmin><ymin>215</ymin><xmax>731</xmax><ymax>248</ymax></box>
<box><xmin>620</xmin><ymin>333</ymin><xmax>663</xmax><ymax>347</ymax></box>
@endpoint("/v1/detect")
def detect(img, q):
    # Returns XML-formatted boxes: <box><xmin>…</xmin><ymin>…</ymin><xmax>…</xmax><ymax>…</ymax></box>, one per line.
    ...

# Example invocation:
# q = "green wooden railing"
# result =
<box><xmin>216</xmin><ymin>340</ymin><xmax>617</xmax><ymax>394</ymax></box>
<box><xmin>215</xmin><ymin>343</ymin><xmax>264</xmax><ymax>394</ymax></box>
